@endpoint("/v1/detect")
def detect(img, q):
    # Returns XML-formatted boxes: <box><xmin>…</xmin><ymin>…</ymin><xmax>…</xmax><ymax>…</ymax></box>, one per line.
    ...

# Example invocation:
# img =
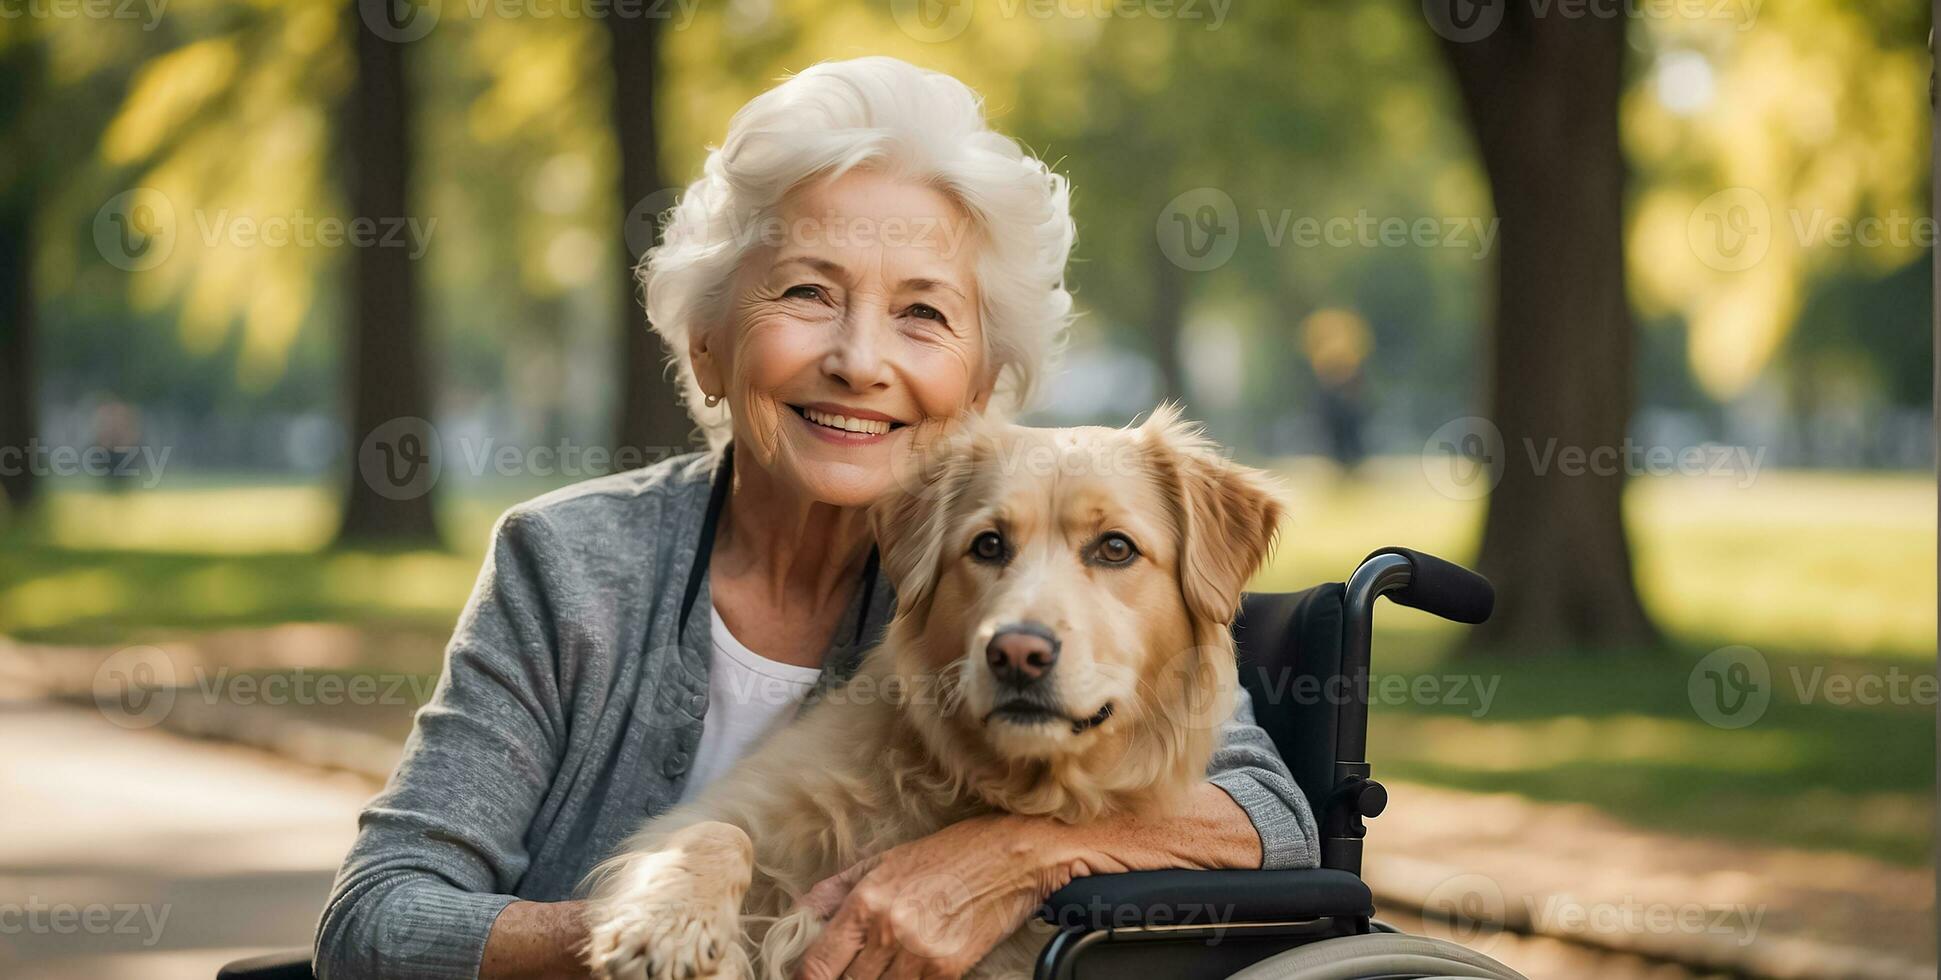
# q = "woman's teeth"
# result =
<box><xmin>802</xmin><ymin>407</ymin><xmax>893</xmax><ymax>435</ymax></box>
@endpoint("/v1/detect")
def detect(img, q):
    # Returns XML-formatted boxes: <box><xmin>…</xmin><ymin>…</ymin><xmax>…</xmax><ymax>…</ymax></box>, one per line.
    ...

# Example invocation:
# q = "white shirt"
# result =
<box><xmin>676</xmin><ymin>602</ymin><xmax>825</xmax><ymax>803</ymax></box>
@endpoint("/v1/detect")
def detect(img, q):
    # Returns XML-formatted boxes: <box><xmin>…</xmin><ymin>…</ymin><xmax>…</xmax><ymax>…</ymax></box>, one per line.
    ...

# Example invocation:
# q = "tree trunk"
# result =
<box><xmin>0</xmin><ymin>34</ymin><xmax>40</xmax><ymax>513</ymax></box>
<box><xmin>608</xmin><ymin>14</ymin><xmax>695</xmax><ymax>462</ymax></box>
<box><xmin>1437</xmin><ymin>10</ymin><xmax>1659</xmax><ymax>652</ymax></box>
<box><xmin>1148</xmin><ymin>240</ymin><xmax>1188</xmax><ymax>405</ymax></box>
<box><xmin>335</xmin><ymin>9</ymin><xmax>439</xmax><ymax>546</ymax></box>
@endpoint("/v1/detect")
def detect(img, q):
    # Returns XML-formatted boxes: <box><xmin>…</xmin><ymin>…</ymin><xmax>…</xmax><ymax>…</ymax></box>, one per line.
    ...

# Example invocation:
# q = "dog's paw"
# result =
<box><xmin>585</xmin><ymin>823</ymin><xmax>754</xmax><ymax>980</ymax></box>
<box><xmin>586</xmin><ymin>886</ymin><xmax>739</xmax><ymax>980</ymax></box>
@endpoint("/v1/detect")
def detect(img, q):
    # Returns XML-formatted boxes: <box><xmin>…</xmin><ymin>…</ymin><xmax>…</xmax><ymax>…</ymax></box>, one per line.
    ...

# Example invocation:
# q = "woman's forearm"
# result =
<box><xmin>481</xmin><ymin>900</ymin><xmax>592</xmax><ymax>980</ymax></box>
<box><xmin>1054</xmin><ymin>781</ymin><xmax>1264</xmax><ymax>877</ymax></box>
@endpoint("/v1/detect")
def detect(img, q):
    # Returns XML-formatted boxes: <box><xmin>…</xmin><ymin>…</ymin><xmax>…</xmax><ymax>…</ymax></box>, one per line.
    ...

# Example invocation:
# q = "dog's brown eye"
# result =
<box><xmin>1093</xmin><ymin>533</ymin><xmax>1138</xmax><ymax>566</ymax></box>
<box><xmin>970</xmin><ymin>530</ymin><xmax>1007</xmax><ymax>564</ymax></box>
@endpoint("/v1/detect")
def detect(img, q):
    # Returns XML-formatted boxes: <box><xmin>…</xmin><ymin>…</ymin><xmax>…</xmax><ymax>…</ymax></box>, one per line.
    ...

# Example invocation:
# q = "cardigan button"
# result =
<box><xmin>686</xmin><ymin>692</ymin><xmax>706</xmax><ymax>714</ymax></box>
<box><xmin>662</xmin><ymin>751</ymin><xmax>691</xmax><ymax>778</ymax></box>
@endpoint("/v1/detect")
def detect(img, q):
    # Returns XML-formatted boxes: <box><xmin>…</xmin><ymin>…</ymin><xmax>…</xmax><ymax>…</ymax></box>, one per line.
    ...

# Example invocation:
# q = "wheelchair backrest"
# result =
<box><xmin>1231</xmin><ymin>586</ymin><xmax>1348</xmax><ymax>823</ymax></box>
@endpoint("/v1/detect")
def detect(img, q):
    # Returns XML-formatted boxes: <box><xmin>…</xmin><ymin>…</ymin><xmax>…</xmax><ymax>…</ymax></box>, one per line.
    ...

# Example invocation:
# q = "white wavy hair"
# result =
<box><xmin>640</xmin><ymin>56</ymin><xmax>1077</xmax><ymax>450</ymax></box>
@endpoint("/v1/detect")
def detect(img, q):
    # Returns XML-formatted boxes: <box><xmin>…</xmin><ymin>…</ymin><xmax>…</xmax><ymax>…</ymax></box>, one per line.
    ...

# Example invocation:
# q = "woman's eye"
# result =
<box><xmin>970</xmin><ymin>530</ymin><xmax>1007</xmax><ymax>564</ymax></box>
<box><xmin>783</xmin><ymin>284</ymin><xmax>824</xmax><ymax>301</ymax></box>
<box><xmin>907</xmin><ymin>303</ymin><xmax>946</xmax><ymax>322</ymax></box>
<box><xmin>1093</xmin><ymin>533</ymin><xmax>1138</xmax><ymax>566</ymax></box>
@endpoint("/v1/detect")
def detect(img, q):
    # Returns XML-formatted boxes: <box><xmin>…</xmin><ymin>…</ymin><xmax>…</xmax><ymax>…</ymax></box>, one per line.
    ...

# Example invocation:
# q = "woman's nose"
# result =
<box><xmin>822</xmin><ymin>310</ymin><xmax>894</xmax><ymax>391</ymax></box>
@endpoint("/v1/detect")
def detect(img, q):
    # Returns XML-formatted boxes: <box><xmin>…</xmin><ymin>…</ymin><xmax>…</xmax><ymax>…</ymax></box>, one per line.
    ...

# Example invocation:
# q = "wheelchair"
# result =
<box><xmin>220</xmin><ymin>547</ymin><xmax>1519</xmax><ymax>980</ymax></box>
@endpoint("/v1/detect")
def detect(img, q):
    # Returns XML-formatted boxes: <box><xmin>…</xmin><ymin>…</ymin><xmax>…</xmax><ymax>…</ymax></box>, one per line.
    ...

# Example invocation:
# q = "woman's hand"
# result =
<box><xmin>793</xmin><ymin>814</ymin><xmax>1075</xmax><ymax>979</ymax></box>
<box><xmin>793</xmin><ymin>783</ymin><xmax>1262</xmax><ymax>979</ymax></box>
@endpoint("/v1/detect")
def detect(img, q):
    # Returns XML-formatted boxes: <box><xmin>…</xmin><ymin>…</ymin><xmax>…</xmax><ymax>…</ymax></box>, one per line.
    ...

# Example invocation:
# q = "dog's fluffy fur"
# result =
<box><xmin>582</xmin><ymin>407</ymin><xmax>1283</xmax><ymax>980</ymax></box>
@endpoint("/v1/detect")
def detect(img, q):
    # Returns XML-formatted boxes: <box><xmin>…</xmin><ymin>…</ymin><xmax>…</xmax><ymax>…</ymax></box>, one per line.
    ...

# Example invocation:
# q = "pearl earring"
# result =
<box><xmin>704</xmin><ymin>394</ymin><xmax>722</xmax><ymax>408</ymax></box>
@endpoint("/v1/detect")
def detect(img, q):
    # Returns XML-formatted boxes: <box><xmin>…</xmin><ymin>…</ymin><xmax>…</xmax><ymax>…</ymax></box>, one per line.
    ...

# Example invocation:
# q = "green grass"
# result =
<box><xmin>1</xmin><ymin>463</ymin><xmax>1934</xmax><ymax>863</ymax></box>
<box><xmin>0</xmin><ymin>477</ymin><xmax>524</xmax><ymax>645</ymax></box>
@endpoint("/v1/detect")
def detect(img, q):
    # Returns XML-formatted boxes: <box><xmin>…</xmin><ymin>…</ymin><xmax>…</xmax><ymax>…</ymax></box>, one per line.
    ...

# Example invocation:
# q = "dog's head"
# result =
<box><xmin>869</xmin><ymin>406</ymin><xmax>1283</xmax><ymax>817</ymax></box>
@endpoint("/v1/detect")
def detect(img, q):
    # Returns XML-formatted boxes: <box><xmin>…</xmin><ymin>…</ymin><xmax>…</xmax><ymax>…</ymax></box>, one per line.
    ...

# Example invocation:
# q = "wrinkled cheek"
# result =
<box><xmin>726</xmin><ymin>328</ymin><xmax>797</xmax><ymax>466</ymax></box>
<box><xmin>735</xmin><ymin>372</ymin><xmax>789</xmax><ymax>464</ymax></box>
<box><xmin>905</xmin><ymin>343</ymin><xmax>984</xmax><ymax>422</ymax></box>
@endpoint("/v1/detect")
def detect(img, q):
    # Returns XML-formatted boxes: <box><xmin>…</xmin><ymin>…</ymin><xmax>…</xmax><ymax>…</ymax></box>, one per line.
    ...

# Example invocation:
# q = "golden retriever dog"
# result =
<box><xmin>583</xmin><ymin>407</ymin><xmax>1283</xmax><ymax>980</ymax></box>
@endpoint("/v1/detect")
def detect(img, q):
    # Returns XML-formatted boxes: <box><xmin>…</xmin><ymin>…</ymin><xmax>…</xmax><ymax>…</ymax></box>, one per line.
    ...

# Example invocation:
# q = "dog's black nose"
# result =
<box><xmin>986</xmin><ymin>622</ymin><xmax>1060</xmax><ymax>686</ymax></box>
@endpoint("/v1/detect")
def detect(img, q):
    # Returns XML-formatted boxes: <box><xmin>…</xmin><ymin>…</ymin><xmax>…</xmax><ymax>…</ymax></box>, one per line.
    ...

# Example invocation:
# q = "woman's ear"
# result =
<box><xmin>689</xmin><ymin>325</ymin><xmax>724</xmax><ymax>404</ymax></box>
<box><xmin>968</xmin><ymin>363</ymin><xmax>998</xmax><ymax>414</ymax></box>
<box><xmin>1141</xmin><ymin>404</ymin><xmax>1285</xmax><ymax>630</ymax></box>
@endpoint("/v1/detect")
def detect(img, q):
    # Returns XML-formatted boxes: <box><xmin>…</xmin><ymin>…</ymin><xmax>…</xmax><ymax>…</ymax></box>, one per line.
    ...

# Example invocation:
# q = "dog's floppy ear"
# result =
<box><xmin>1140</xmin><ymin>404</ymin><xmax>1285</xmax><ymax>629</ymax></box>
<box><xmin>870</xmin><ymin>423</ymin><xmax>975</xmax><ymax>613</ymax></box>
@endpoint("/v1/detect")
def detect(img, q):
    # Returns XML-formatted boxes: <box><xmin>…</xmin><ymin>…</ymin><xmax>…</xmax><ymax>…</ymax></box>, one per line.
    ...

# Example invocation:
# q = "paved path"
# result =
<box><xmin>1366</xmin><ymin>782</ymin><xmax>1935</xmax><ymax>980</ymax></box>
<box><xmin>0</xmin><ymin>698</ymin><xmax>374</xmax><ymax>980</ymax></box>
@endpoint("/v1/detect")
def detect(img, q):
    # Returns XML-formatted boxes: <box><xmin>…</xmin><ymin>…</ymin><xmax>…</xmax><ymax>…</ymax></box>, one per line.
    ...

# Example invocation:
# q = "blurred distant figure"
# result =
<box><xmin>93</xmin><ymin>398</ymin><xmax>141</xmax><ymax>493</ymax></box>
<box><xmin>1301</xmin><ymin>308</ymin><xmax>1373</xmax><ymax>470</ymax></box>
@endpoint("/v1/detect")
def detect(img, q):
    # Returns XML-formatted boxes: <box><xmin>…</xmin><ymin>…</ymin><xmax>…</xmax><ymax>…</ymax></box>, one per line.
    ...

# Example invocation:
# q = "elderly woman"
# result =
<box><xmin>316</xmin><ymin>56</ymin><xmax>1316</xmax><ymax>980</ymax></box>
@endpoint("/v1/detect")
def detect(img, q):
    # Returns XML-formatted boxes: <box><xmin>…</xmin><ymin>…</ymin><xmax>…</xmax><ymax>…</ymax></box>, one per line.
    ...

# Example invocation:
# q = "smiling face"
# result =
<box><xmin>690</xmin><ymin>168</ymin><xmax>993</xmax><ymax>508</ymax></box>
<box><xmin>870</xmin><ymin>410</ymin><xmax>1285</xmax><ymax>816</ymax></box>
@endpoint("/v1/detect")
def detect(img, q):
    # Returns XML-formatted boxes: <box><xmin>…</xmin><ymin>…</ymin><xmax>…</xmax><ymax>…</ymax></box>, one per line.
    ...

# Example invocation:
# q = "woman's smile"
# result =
<box><xmin>788</xmin><ymin>402</ymin><xmax>911</xmax><ymax>445</ymax></box>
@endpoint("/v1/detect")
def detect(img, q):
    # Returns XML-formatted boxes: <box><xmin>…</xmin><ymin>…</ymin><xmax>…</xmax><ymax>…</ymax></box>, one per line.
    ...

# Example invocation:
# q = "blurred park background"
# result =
<box><xmin>0</xmin><ymin>0</ymin><xmax>1934</xmax><ymax>977</ymax></box>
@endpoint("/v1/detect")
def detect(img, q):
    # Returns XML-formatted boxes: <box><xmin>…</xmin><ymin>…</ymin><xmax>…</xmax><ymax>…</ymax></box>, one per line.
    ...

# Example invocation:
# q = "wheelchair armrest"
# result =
<box><xmin>1040</xmin><ymin>868</ymin><xmax>1372</xmax><ymax>932</ymax></box>
<box><xmin>216</xmin><ymin>949</ymin><xmax>314</xmax><ymax>980</ymax></box>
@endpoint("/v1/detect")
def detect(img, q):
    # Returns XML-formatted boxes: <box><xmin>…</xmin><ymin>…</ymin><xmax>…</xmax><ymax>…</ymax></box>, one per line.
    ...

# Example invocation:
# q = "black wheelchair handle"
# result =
<box><xmin>1362</xmin><ymin>546</ymin><xmax>1494</xmax><ymax>624</ymax></box>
